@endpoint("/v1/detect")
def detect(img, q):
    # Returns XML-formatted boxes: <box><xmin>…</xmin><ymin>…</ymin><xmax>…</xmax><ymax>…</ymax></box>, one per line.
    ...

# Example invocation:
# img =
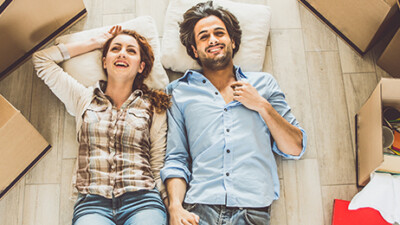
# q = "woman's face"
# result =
<box><xmin>103</xmin><ymin>34</ymin><xmax>145</xmax><ymax>82</ymax></box>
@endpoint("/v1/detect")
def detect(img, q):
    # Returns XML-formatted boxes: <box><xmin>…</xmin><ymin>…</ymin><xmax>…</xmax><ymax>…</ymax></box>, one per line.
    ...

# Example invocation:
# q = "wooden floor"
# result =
<box><xmin>0</xmin><ymin>0</ymin><xmax>393</xmax><ymax>224</ymax></box>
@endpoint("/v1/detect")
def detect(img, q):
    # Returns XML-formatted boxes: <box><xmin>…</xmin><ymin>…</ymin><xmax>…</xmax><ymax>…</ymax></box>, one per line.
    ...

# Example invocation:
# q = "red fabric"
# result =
<box><xmin>332</xmin><ymin>199</ymin><xmax>391</xmax><ymax>225</ymax></box>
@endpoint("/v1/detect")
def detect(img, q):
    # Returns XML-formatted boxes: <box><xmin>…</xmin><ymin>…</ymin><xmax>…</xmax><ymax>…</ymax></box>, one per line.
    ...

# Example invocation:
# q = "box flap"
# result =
<box><xmin>356</xmin><ymin>81</ymin><xmax>383</xmax><ymax>186</ymax></box>
<box><xmin>377</xmin><ymin>154</ymin><xmax>400</xmax><ymax>173</ymax></box>
<box><xmin>0</xmin><ymin>94</ymin><xmax>18</xmax><ymax>127</ymax></box>
<box><xmin>381</xmin><ymin>78</ymin><xmax>400</xmax><ymax>106</ymax></box>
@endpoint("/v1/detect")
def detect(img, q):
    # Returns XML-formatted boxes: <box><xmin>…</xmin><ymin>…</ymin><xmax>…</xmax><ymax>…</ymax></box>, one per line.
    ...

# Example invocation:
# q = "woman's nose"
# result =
<box><xmin>118</xmin><ymin>49</ymin><xmax>127</xmax><ymax>58</ymax></box>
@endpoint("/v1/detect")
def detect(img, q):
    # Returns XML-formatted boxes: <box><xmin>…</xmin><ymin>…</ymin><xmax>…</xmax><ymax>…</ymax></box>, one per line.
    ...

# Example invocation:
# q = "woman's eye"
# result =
<box><xmin>111</xmin><ymin>47</ymin><xmax>119</xmax><ymax>51</ymax></box>
<box><xmin>127</xmin><ymin>49</ymin><xmax>136</xmax><ymax>54</ymax></box>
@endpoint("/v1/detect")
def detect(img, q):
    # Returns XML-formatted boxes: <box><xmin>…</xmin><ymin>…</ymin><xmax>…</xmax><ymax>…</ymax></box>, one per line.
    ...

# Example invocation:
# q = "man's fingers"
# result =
<box><xmin>233</xmin><ymin>90</ymin><xmax>242</xmax><ymax>96</ymax></box>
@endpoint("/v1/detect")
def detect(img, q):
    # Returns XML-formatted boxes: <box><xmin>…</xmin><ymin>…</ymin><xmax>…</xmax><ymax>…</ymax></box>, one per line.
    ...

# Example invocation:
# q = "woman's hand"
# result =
<box><xmin>92</xmin><ymin>25</ymin><xmax>122</xmax><ymax>49</ymax></box>
<box><xmin>168</xmin><ymin>204</ymin><xmax>199</xmax><ymax>225</ymax></box>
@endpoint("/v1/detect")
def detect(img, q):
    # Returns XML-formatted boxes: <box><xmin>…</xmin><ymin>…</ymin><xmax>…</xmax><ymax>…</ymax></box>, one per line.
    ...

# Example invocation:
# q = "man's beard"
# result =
<box><xmin>198</xmin><ymin>44</ymin><xmax>233</xmax><ymax>71</ymax></box>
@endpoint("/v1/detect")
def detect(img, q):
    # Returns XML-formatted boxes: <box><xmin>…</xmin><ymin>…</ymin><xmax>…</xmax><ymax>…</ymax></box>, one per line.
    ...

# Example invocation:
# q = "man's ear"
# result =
<box><xmin>103</xmin><ymin>57</ymin><xmax>106</xmax><ymax>69</ymax></box>
<box><xmin>191</xmin><ymin>45</ymin><xmax>199</xmax><ymax>58</ymax></box>
<box><xmin>232</xmin><ymin>40</ymin><xmax>236</xmax><ymax>50</ymax></box>
<box><xmin>138</xmin><ymin>61</ymin><xmax>145</xmax><ymax>74</ymax></box>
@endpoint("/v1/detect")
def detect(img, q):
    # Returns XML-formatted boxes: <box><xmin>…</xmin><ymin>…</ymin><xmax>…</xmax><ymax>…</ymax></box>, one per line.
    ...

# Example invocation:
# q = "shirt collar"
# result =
<box><xmin>178</xmin><ymin>65</ymin><xmax>248</xmax><ymax>84</ymax></box>
<box><xmin>94</xmin><ymin>80</ymin><xmax>143</xmax><ymax>109</ymax></box>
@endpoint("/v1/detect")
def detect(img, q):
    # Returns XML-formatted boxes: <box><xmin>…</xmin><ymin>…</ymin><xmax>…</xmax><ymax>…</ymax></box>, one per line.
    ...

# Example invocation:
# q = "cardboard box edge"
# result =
<box><xmin>0</xmin><ymin>144</ymin><xmax>51</xmax><ymax>200</ymax></box>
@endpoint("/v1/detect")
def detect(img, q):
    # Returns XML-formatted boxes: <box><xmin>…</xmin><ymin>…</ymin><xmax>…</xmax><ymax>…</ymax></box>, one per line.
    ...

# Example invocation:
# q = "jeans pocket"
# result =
<box><xmin>182</xmin><ymin>203</ymin><xmax>198</xmax><ymax>212</ymax></box>
<box><xmin>244</xmin><ymin>208</ymin><xmax>270</xmax><ymax>225</ymax></box>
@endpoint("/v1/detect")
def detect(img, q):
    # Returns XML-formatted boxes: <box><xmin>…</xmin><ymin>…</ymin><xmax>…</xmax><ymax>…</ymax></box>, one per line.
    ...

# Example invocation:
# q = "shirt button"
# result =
<box><xmin>226</xmin><ymin>129</ymin><xmax>230</xmax><ymax>132</ymax></box>
<box><xmin>227</xmin><ymin>149</ymin><xmax>230</xmax><ymax>153</ymax></box>
<box><xmin>202</xmin><ymin>80</ymin><xmax>206</xmax><ymax>83</ymax></box>
<box><xmin>224</xmin><ymin>108</ymin><xmax>227</xmax><ymax>112</ymax></box>
<box><xmin>226</xmin><ymin>172</ymin><xmax>230</xmax><ymax>176</ymax></box>
<box><xmin>215</xmin><ymin>92</ymin><xmax>218</xmax><ymax>95</ymax></box>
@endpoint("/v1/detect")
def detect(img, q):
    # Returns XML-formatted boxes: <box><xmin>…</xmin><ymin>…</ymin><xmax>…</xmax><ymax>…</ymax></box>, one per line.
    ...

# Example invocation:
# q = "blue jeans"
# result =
<box><xmin>72</xmin><ymin>189</ymin><xmax>167</xmax><ymax>225</ymax></box>
<box><xmin>183</xmin><ymin>203</ymin><xmax>271</xmax><ymax>225</ymax></box>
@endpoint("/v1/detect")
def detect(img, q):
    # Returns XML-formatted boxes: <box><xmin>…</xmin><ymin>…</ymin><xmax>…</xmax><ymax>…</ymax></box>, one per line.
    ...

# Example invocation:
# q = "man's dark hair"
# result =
<box><xmin>179</xmin><ymin>1</ymin><xmax>242</xmax><ymax>65</ymax></box>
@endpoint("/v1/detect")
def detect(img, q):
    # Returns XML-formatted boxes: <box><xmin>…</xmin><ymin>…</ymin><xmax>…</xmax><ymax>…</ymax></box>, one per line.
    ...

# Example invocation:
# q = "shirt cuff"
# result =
<box><xmin>57</xmin><ymin>43</ymin><xmax>71</xmax><ymax>60</ymax></box>
<box><xmin>160</xmin><ymin>166</ymin><xmax>191</xmax><ymax>184</ymax></box>
<box><xmin>273</xmin><ymin>127</ymin><xmax>307</xmax><ymax>160</ymax></box>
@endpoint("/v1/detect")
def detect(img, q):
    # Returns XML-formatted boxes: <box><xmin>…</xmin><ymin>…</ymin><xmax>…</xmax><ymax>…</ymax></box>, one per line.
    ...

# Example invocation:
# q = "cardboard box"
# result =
<box><xmin>0</xmin><ymin>0</ymin><xmax>86</xmax><ymax>80</ymax></box>
<box><xmin>356</xmin><ymin>78</ymin><xmax>400</xmax><ymax>186</ymax></box>
<box><xmin>299</xmin><ymin>0</ymin><xmax>399</xmax><ymax>55</ymax></box>
<box><xmin>377</xmin><ymin>1</ymin><xmax>400</xmax><ymax>78</ymax></box>
<box><xmin>0</xmin><ymin>95</ymin><xmax>51</xmax><ymax>200</ymax></box>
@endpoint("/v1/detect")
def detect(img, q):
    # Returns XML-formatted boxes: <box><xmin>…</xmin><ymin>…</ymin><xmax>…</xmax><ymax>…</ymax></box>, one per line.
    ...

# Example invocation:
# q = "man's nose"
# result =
<box><xmin>209</xmin><ymin>34</ymin><xmax>219</xmax><ymax>45</ymax></box>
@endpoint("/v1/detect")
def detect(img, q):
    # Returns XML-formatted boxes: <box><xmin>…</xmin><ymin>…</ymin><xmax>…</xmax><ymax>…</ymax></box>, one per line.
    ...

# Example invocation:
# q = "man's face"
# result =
<box><xmin>191</xmin><ymin>15</ymin><xmax>235</xmax><ymax>70</ymax></box>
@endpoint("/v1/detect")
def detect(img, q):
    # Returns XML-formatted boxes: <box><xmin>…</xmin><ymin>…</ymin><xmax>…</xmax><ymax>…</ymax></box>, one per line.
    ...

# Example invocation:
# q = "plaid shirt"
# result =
<box><xmin>75</xmin><ymin>81</ymin><xmax>165</xmax><ymax>199</ymax></box>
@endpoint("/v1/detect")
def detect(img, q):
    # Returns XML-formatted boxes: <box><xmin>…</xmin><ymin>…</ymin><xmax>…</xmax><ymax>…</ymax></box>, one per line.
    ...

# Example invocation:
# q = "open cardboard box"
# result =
<box><xmin>299</xmin><ymin>0</ymin><xmax>399</xmax><ymax>55</ymax></box>
<box><xmin>356</xmin><ymin>78</ymin><xmax>400</xmax><ymax>186</ymax></box>
<box><xmin>0</xmin><ymin>95</ymin><xmax>51</xmax><ymax>200</ymax></box>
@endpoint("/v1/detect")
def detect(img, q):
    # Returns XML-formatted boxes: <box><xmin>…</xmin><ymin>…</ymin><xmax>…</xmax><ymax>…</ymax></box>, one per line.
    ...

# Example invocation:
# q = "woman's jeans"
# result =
<box><xmin>72</xmin><ymin>189</ymin><xmax>167</xmax><ymax>225</ymax></box>
<box><xmin>183</xmin><ymin>203</ymin><xmax>271</xmax><ymax>225</ymax></box>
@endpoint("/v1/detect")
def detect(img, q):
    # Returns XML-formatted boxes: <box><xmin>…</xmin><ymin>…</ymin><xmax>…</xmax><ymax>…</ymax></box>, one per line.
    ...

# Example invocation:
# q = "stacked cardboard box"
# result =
<box><xmin>377</xmin><ymin>1</ymin><xmax>400</xmax><ymax>78</ymax></box>
<box><xmin>0</xmin><ymin>0</ymin><xmax>86</xmax><ymax>80</ymax></box>
<box><xmin>0</xmin><ymin>95</ymin><xmax>51</xmax><ymax>200</ymax></box>
<box><xmin>299</xmin><ymin>0</ymin><xmax>399</xmax><ymax>55</ymax></box>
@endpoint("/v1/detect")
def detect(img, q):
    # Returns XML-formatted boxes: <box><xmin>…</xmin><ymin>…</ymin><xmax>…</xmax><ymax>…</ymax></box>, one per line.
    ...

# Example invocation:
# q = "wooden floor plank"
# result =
<box><xmin>306</xmin><ymin>51</ymin><xmax>356</xmax><ymax>185</ymax></box>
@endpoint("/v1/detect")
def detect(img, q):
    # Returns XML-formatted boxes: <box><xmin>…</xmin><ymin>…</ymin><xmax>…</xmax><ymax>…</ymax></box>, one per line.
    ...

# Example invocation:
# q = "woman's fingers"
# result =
<box><xmin>191</xmin><ymin>213</ymin><xmax>200</xmax><ymax>223</ymax></box>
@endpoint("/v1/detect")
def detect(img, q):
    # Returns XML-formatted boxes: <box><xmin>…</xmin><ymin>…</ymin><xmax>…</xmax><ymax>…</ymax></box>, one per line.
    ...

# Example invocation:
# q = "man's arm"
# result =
<box><xmin>160</xmin><ymin>90</ymin><xmax>199</xmax><ymax>225</ymax></box>
<box><xmin>231</xmin><ymin>79</ymin><xmax>304</xmax><ymax>156</ymax></box>
<box><xmin>166</xmin><ymin>178</ymin><xmax>199</xmax><ymax>225</ymax></box>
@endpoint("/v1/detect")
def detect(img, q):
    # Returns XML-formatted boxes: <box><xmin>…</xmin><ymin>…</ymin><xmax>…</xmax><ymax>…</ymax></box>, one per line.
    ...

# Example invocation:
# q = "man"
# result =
<box><xmin>161</xmin><ymin>1</ymin><xmax>307</xmax><ymax>225</ymax></box>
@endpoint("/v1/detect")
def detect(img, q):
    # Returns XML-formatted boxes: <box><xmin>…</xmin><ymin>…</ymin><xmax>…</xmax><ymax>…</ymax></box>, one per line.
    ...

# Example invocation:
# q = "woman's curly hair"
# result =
<box><xmin>102</xmin><ymin>30</ymin><xmax>171</xmax><ymax>113</ymax></box>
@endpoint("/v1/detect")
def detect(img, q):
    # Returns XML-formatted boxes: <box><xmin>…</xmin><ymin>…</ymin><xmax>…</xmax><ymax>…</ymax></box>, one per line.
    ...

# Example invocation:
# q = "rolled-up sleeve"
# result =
<box><xmin>160</xmin><ymin>87</ymin><xmax>192</xmax><ymax>184</ymax></box>
<box><xmin>264</xmin><ymin>74</ymin><xmax>307</xmax><ymax>160</ymax></box>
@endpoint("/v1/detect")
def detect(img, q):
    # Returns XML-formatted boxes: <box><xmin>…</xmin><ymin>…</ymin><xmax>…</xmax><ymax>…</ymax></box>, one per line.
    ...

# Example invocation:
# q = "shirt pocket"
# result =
<box><xmin>83</xmin><ymin>104</ymin><xmax>108</xmax><ymax>123</ymax></box>
<box><xmin>126</xmin><ymin>108</ymin><xmax>150</xmax><ymax>131</ymax></box>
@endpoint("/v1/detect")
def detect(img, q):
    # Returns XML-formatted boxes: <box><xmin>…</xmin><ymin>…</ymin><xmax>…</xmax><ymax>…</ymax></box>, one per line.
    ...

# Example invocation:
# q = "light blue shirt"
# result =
<box><xmin>160</xmin><ymin>66</ymin><xmax>307</xmax><ymax>207</ymax></box>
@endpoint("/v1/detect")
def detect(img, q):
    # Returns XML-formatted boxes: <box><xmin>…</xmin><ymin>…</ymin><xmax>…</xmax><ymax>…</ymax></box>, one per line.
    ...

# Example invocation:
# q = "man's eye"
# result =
<box><xmin>200</xmin><ymin>35</ymin><xmax>207</xmax><ymax>40</ymax></box>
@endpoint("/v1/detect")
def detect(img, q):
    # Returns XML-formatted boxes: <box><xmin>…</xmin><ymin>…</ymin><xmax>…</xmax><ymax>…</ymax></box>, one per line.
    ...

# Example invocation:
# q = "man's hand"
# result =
<box><xmin>168</xmin><ymin>204</ymin><xmax>199</xmax><ymax>225</ymax></box>
<box><xmin>231</xmin><ymin>80</ymin><xmax>268</xmax><ymax>112</ymax></box>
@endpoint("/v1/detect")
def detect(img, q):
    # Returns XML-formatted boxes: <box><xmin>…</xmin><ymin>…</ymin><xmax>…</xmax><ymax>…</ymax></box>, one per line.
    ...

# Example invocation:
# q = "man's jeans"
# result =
<box><xmin>183</xmin><ymin>203</ymin><xmax>271</xmax><ymax>225</ymax></box>
<box><xmin>72</xmin><ymin>189</ymin><xmax>167</xmax><ymax>225</ymax></box>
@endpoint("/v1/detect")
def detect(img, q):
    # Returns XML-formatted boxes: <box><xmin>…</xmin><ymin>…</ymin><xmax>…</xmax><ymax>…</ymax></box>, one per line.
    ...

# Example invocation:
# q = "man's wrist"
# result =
<box><xmin>256</xmin><ymin>98</ymin><xmax>271</xmax><ymax>115</ymax></box>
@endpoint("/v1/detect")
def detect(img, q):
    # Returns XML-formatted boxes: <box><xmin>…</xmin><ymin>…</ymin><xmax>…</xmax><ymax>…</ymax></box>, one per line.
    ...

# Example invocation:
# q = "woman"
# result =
<box><xmin>33</xmin><ymin>26</ymin><xmax>170</xmax><ymax>225</ymax></box>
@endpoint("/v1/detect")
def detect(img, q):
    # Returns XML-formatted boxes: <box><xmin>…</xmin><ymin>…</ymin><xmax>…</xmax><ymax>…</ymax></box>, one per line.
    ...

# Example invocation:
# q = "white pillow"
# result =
<box><xmin>161</xmin><ymin>0</ymin><xmax>271</xmax><ymax>73</ymax></box>
<box><xmin>55</xmin><ymin>16</ymin><xmax>169</xmax><ymax>90</ymax></box>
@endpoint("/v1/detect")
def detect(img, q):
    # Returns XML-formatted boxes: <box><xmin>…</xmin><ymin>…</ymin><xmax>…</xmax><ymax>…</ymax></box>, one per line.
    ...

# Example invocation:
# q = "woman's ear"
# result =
<box><xmin>138</xmin><ymin>61</ymin><xmax>145</xmax><ymax>74</ymax></box>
